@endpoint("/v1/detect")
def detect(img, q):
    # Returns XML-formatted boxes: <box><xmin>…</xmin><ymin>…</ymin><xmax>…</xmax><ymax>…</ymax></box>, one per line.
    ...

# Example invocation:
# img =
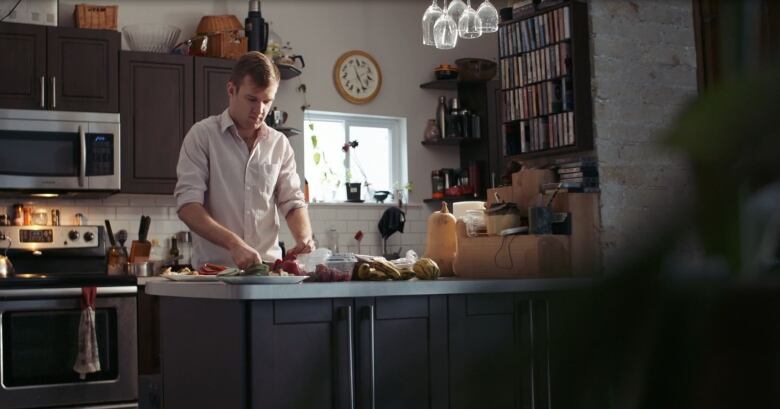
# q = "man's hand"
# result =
<box><xmin>288</xmin><ymin>238</ymin><xmax>315</xmax><ymax>258</ymax></box>
<box><xmin>229</xmin><ymin>241</ymin><xmax>263</xmax><ymax>269</ymax></box>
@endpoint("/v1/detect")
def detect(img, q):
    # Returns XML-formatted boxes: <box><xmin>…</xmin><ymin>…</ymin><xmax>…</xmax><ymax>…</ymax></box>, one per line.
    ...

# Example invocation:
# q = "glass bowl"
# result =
<box><xmin>123</xmin><ymin>24</ymin><xmax>181</xmax><ymax>53</ymax></box>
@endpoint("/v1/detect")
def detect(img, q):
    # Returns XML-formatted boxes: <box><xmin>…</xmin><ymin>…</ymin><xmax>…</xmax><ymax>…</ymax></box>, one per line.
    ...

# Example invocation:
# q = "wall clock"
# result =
<box><xmin>333</xmin><ymin>50</ymin><xmax>382</xmax><ymax>105</ymax></box>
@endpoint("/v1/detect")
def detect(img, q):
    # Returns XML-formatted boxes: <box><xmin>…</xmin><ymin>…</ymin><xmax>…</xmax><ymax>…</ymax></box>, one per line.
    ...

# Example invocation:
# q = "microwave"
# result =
<box><xmin>0</xmin><ymin>109</ymin><xmax>120</xmax><ymax>196</ymax></box>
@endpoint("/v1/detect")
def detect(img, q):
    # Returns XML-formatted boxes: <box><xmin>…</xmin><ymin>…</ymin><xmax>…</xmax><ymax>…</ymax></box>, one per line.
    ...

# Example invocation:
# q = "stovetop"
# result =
<box><xmin>0</xmin><ymin>273</ymin><xmax>136</xmax><ymax>289</ymax></box>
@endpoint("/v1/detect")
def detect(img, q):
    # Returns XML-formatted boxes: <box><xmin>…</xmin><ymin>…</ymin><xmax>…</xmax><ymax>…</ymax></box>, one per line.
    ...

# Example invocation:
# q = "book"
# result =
<box><xmin>543</xmin><ymin>187</ymin><xmax>600</xmax><ymax>195</ymax></box>
<box><xmin>557</xmin><ymin>176</ymin><xmax>599</xmax><ymax>185</ymax></box>
<box><xmin>542</xmin><ymin>181</ymin><xmax>598</xmax><ymax>191</ymax></box>
<box><xmin>558</xmin><ymin>166</ymin><xmax>598</xmax><ymax>175</ymax></box>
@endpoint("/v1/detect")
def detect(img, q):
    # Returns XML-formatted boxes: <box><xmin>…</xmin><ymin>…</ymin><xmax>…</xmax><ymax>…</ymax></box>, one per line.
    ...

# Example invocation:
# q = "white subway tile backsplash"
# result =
<box><xmin>129</xmin><ymin>197</ymin><xmax>160</xmax><ymax>207</ymax></box>
<box><xmin>115</xmin><ymin>207</ymin><xmax>139</xmax><ymax>220</ymax></box>
<box><xmin>141</xmin><ymin>207</ymin><xmax>169</xmax><ymax>219</ymax></box>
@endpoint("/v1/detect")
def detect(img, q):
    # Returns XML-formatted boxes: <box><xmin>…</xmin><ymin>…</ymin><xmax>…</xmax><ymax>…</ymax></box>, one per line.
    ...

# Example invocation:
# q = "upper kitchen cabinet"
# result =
<box><xmin>0</xmin><ymin>22</ymin><xmax>119</xmax><ymax>112</ymax></box>
<box><xmin>194</xmin><ymin>57</ymin><xmax>234</xmax><ymax>122</ymax></box>
<box><xmin>120</xmin><ymin>51</ymin><xmax>193</xmax><ymax>194</ymax></box>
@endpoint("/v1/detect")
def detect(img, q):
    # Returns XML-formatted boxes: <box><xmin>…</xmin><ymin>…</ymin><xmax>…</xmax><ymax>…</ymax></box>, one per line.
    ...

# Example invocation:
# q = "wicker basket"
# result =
<box><xmin>74</xmin><ymin>4</ymin><xmax>118</xmax><ymax>30</ymax></box>
<box><xmin>193</xmin><ymin>15</ymin><xmax>246</xmax><ymax>60</ymax></box>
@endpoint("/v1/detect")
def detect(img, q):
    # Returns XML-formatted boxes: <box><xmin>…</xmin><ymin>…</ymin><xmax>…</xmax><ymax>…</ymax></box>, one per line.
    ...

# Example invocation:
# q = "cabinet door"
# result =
<box><xmin>250</xmin><ymin>299</ymin><xmax>354</xmax><ymax>409</ymax></box>
<box><xmin>194</xmin><ymin>57</ymin><xmax>234</xmax><ymax>122</ymax></box>
<box><xmin>0</xmin><ymin>23</ymin><xmax>45</xmax><ymax>109</ymax></box>
<box><xmin>449</xmin><ymin>293</ymin><xmax>529</xmax><ymax>409</ymax></box>
<box><xmin>355</xmin><ymin>296</ymin><xmax>448</xmax><ymax>409</ymax></box>
<box><xmin>120</xmin><ymin>51</ymin><xmax>193</xmax><ymax>194</ymax></box>
<box><xmin>47</xmin><ymin>26</ymin><xmax>119</xmax><ymax>112</ymax></box>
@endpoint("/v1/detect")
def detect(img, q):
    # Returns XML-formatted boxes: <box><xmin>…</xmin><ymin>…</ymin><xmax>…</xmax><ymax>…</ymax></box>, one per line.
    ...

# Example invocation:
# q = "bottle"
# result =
<box><xmin>436</xmin><ymin>96</ymin><xmax>448</xmax><ymax>140</ymax></box>
<box><xmin>447</xmin><ymin>98</ymin><xmax>462</xmax><ymax>139</ymax></box>
<box><xmin>170</xmin><ymin>237</ymin><xmax>180</xmax><ymax>268</ymax></box>
<box><xmin>245</xmin><ymin>0</ymin><xmax>268</xmax><ymax>52</ymax></box>
<box><xmin>431</xmin><ymin>170</ymin><xmax>444</xmax><ymax>199</ymax></box>
<box><xmin>469</xmin><ymin>161</ymin><xmax>482</xmax><ymax>198</ymax></box>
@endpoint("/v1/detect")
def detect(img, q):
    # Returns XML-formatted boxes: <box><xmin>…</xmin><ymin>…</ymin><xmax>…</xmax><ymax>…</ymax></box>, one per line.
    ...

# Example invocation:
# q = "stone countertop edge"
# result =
<box><xmin>144</xmin><ymin>277</ymin><xmax>595</xmax><ymax>300</ymax></box>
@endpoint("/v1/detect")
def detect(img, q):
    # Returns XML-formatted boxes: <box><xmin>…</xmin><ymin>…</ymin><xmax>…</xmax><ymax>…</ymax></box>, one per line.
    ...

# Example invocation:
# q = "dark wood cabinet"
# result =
<box><xmin>0</xmin><ymin>23</ymin><xmax>45</xmax><ymax>109</ymax></box>
<box><xmin>120</xmin><ymin>52</ymin><xmax>193</xmax><ymax>194</ymax></box>
<box><xmin>449</xmin><ymin>293</ymin><xmax>529</xmax><ymax>409</ymax></box>
<box><xmin>47</xmin><ymin>27</ymin><xmax>119</xmax><ymax>112</ymax></box>
<box><xmin>0</xmin><ymin>22</ymin><xmax>118</xmax><ymax>112</ymax></box>
<box><xmin>354</xmin><ymin>296</ymin><xmax>448</xmax><ymax>409</ymax></box>
<box><xmin>194</xmin><ymin>57</ymin><xmax>234</xmax><ymax>122</ymax></box>
<box><xmin>250</xmin><ymin>299</ymin><xmax>354</xmax><ymax>409</ymax></box>
<box><xmin>248</xmin><ymin>296</ymin><xmax>447</xmax><ymax>409</ymax></box>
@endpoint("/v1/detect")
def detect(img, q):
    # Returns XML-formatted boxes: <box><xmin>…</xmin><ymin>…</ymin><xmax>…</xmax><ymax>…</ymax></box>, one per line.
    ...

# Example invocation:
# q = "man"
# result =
<box><xmin>175</xmin><ymin>52</ymin><xmax>313</xmax><ymax>269</ymax></box>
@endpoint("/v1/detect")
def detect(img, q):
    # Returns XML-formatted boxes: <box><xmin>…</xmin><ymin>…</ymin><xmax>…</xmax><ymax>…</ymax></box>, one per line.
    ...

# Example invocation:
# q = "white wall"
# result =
<box><xmin>59</xmin><ymin>0</ymin><xmax>500</xmax><ymax>203</ymax></box>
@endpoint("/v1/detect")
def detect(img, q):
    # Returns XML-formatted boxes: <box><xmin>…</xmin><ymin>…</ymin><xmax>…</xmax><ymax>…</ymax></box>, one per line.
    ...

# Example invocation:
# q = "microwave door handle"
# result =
<box><xmin>51</xmin><ymin>76</ymin><xmax>56</xmax><ymax>109</ymax></box>
<box><xmin>40</xmin><ymin>76</ymin><xmax>45</xmax><ymax>108</ymax></box>
<box><xmin>79</xmin><ymin>125</ymin><xmax>86</xmax><ymax>187</ymax></box>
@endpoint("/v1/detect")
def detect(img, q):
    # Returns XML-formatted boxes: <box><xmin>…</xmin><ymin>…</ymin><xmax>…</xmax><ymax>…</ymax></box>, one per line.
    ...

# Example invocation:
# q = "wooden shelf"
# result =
<box><xmin>277</xmin><ymin>64</ymin><xmax>301</xmax><ymax>80</ymax></box>
<box><xmin>424</xmin><ymin>195</ymin><xmax>485</xmax><ymax>205</ymax></box>
<box><xmin>421</xmin><ymin>137</ymin><xmax>480</xmax><ymax>146</ymax></box>
<box><xmin>274</xmin><ymin>127</ymin><xmax>301</xmax><ymax>137</ymax></box>
<box><xmin>420</xmin><ymin>79</ymin><xmax>458</xmax><ymax>90</ymax></box>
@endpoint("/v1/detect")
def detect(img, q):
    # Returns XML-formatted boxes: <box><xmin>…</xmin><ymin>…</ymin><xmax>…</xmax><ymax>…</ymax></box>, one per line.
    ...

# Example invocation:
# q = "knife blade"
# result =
<box><xmin>105</xmin><ymin>219</ymin><xmax>117</xmax><ymax>247</ymax></box>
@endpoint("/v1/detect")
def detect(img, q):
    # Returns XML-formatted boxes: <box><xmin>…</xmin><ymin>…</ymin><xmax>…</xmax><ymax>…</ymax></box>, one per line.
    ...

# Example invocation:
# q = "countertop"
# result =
<box><xmin>144</xmin><ymin>277</ymin><xmax>593</xmax><ymax>300</ymax></box>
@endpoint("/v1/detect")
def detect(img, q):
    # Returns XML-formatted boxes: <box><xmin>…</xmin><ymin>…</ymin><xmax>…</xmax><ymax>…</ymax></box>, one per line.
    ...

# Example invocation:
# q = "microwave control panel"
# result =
<box><xmin>85</xmin><ymin>133</ymin><xmax>114</xmax><ymax>176</ymax></box>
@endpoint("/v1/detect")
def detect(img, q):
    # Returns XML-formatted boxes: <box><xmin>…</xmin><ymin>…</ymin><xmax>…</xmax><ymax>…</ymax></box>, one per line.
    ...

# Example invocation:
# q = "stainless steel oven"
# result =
<box><xmin>0</xmin><ymin>286</ymin><xmax>138</xmax><ymax>409</ymax></box>
<box><xmin>0</xmin><ymin>225</ymin><xmax>137</xmax><ymax>408</ymax></box>
<box><xmin>0</xmin><ymin>109</ymin><xmax>120</xmax><ymax>195</ymax></box>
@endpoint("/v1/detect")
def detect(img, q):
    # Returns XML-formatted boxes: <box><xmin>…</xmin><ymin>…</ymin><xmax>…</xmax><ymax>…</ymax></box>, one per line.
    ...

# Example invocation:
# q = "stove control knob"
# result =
<box><xmin>84</xmin><ymin>232</ymin><xmax>95</xmax><ymax>242</ymax></box>
<box><xmin>68</xmin><ymin>230</ymin><xmax>80</xmax><ymax>241</ymax></box>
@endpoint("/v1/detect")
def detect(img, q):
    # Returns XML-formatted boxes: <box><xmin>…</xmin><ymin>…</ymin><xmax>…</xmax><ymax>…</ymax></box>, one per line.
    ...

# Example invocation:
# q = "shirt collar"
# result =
<box><xmin>219</xmin><ymin>108</ymin><xmax>271</xmax><ymax>141</ymax></box>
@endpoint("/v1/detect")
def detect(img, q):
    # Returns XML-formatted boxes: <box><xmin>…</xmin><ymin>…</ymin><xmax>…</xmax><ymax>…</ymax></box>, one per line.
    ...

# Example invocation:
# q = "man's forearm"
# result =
<box><xmin>178</xmin><ymin>203</ymin><xmax>243</xmax><ymax>250</ymax></box>
<box><xmin>286</xmin><ymin>207</ymin><xmax>312</xmax><ymax>244</ymax></box>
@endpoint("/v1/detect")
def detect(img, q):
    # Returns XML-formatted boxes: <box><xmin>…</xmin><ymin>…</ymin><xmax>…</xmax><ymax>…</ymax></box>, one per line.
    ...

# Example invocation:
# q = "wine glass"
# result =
<box><xmin>458</xmin><ymin>0</ymin><xmax>482</xmax><ymax>39</ymax></box>
<box><xmin>447</xmin><ymin>0</ymin><xmax>468</xmax><ymax>28</ymax></box>
<box><xmin>477</xmin><ymin>0</ymin><xmax>499</xmax><ymax>33</ymax></box>
<box><xmin>422</xmin><ymin>0</ymin><xmax>443</xmax><ymax>46</ymax></box>
<box><xmin>434</xmin><ymin>0</ymin><xmax>458</xmax><ymax>49</ymax></box>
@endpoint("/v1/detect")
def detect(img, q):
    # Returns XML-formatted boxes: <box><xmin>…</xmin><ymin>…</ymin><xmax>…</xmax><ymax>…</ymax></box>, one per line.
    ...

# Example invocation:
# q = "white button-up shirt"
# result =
<box><xmin>174</xmin><ymin>109</ymin><xmax>306</xmax><ymax>267</ymax></box>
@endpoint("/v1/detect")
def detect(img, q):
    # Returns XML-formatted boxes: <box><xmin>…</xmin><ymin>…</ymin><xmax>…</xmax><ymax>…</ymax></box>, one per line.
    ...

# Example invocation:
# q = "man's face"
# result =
<box><xmin>227</xmin><ymin>75</ymin><xmax>278</xmax><ymax>130</ymax></box>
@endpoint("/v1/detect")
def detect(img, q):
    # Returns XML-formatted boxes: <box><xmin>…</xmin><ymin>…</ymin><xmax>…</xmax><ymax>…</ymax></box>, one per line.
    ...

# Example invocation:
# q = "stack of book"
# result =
<box><xmin>541</xmin><ymin>158</ymin><xmax>599</xmax><ymax>193</ymax></box>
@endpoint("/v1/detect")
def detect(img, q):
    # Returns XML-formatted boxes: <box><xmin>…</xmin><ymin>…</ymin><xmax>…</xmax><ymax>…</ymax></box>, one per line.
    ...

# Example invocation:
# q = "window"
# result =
<box><xmin>304</xmin><ymin>111</ymin><xmax>406</xmax><ymax>203</ymax></box>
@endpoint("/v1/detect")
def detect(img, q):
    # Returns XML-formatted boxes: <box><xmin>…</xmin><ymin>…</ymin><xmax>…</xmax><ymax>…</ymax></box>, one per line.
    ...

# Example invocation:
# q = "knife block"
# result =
<box><xmin>129</xmin><ymin>240</ymin><xmax>151</xmax><ymax>263</ymax></box>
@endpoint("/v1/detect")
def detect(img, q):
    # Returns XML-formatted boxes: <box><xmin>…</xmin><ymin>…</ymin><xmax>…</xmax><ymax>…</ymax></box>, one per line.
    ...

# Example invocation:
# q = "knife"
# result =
<box><xmin>140</xmin><ymin>215</ymin><xmax>151</xmax><ymax>242</ymax></box>
<box><xmin>105</xmin><ymin>219</ymin><xmax>117</xmax><ymax>247</ymax></box>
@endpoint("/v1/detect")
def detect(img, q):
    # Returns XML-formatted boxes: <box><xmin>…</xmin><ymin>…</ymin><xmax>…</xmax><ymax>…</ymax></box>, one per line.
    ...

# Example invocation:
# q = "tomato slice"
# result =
<box><xmin>198</xmin><ymin>263</ymin><xmax>227</xmax><ymax>275</ymax></box>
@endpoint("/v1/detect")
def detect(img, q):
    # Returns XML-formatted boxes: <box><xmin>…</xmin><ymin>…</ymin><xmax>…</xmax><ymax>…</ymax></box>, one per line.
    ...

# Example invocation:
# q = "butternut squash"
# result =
<box><xmin>423</xmin><ymin>202</ymin><xmax>458</xmax><ymax>276</ymax></box>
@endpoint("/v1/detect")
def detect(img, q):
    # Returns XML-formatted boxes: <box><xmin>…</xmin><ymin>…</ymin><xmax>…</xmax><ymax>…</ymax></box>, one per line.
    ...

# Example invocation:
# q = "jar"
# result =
<box><xmin>32</xmin><ymin>209</ymin><xmax>48</xmax><ymax>226</ymax></box>
<box><xmin>463</xmin><ymin>209</ymin><xmax>487</xmax><ymax>237</ymax></box>
<box><xmin>13</xmin><ymin>204</ymin><xmax>24</xmax><ymax>226</ymax></box>
<box><xmin>22</xmin><ymin>207</ymin><xmax>32</xmax><ymax>226</ymax></box>
<box><xmin>423</xmin><ymin>119</ymin><xmax>440</xmax><ymax>142</ymax></box>
<box><xmin>107</xmin><ymin>245</ymin><xmax>128</xmax><ymax>275</ymax></box>
<box><xmin>431</xmin><ymin>170</ymin><xmax>444</xmax><ymax>199</ymax></box>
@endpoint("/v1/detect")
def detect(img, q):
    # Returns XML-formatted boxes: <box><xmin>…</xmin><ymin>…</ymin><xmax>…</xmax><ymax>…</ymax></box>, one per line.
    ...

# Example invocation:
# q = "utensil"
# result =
<box><xmin>0</xmin><ymin>234</ymin><xmax>14</xmax><ymax>278</ymax></box>
<box><xmin>130</xmin><ymin>216</ymin><xmax>152</xmax><ymax>263</ymax></box>
<box><xmin>104</xmin><ymin>220</ymin><xmax>117</xmax><ymax>247</ymax></box>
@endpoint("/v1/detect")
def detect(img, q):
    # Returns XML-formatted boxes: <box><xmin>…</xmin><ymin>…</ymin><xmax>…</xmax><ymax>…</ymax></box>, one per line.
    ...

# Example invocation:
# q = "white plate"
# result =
<box><xmin>217</xmin><ymin>275</ymin><xmax>308</xmax><ymax>285</ymax></box>
<box><xmin>163</xmin><ymin>274</ymin><xmax>219</xmax><ymax>282</ymax></box>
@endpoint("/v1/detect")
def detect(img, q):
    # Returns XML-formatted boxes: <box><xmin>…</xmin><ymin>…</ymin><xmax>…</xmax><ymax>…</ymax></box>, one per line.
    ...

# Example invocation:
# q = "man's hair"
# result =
<box><xmin>230</xmin><ymin>51</ymin><xmax>280</xmax><ymax>90</ymax></box>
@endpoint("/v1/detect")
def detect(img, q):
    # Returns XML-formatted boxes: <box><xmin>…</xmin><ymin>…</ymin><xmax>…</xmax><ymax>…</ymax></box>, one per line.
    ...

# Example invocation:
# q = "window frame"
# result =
<box><xmin>303</xmin><ymin>110</ymin><xmax>407</xmax><ymax>201</ymax></box>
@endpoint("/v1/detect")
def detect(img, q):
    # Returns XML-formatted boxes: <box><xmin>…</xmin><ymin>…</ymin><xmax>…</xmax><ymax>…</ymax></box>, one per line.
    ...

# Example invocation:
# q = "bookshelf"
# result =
<box><xmin>497</xmin><ymin>1</ymin><xmax>592</xmax><ymax>159</ymax></box>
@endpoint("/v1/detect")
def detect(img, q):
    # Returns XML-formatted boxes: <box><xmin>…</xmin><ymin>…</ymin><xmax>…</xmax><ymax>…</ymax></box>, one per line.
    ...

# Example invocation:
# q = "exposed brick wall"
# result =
<box><xmin>589</xmin><ymin>0</ymin><xmax>698</xmax><ymax>271</ymax></box>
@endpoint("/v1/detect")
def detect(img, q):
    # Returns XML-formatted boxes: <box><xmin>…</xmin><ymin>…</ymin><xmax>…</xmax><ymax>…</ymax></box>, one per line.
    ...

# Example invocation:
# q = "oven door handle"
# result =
<box><xmin>79</xmin><ymin>124</ymin><xmax>87</xmax><ymax>188</ymax></box>
<box><xmin>0</xmin><ymin>286</ymin><xmax>137</xmax><ymax>299</ymax></box>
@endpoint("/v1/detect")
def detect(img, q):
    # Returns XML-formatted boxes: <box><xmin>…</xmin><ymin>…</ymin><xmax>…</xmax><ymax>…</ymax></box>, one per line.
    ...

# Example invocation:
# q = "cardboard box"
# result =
<box><xmin>511</xmin><ymin>169</ymin><xmax>556</xmax><ymax>209</ymax></box>
<box><xmin>486</xmin><ymin>186</ymin><xmax>514</xmax><ymax>206</ymax></box>
<box><xmin>551</xmin><ymin>192</ymin><xmax>601</xmax><ymax>276</ymax></box>
<box><xmin>453</xmin><ymin>220</ymin><xmax>571</xmax><ymax>278</ymax></box>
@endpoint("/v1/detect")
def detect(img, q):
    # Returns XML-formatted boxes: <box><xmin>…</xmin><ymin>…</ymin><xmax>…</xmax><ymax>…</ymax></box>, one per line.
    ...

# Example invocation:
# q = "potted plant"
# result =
<box><xmin>342</xmin><ymin>140</ymin><xmax>371</xmax><ymax>202</ymax></box>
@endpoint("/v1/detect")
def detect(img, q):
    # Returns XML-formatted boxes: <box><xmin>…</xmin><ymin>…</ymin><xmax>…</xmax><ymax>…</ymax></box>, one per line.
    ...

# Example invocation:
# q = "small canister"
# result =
<box><xmin>51</xmin><ymin>209</ymin><xmax>60</xmax><ymax>226</ymax></box>
<box><xmin>22</xmin><ymin>206</ymin><xmax>32</xmax><ymax>226</ymax></box>
<box><xmin>32</xmin><ymin>209</ymin><xmax>48</xmax><ymax>226</ymax></box>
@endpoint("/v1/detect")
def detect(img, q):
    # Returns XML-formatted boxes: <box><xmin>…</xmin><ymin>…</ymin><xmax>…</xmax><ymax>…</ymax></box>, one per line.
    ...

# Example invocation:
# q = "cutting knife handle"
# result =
<box><xmin>105</xmin><ymin>219</ymin><xmax>116</xmax><ymax>247</ymax></box>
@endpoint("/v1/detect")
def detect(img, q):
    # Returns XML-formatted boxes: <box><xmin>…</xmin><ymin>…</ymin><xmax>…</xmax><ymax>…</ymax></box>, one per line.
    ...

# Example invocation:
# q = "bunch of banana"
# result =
<box><xmin>355</xmin><ymin>258</ymin><xmax>416</xmax><ymax>281</ymax></box>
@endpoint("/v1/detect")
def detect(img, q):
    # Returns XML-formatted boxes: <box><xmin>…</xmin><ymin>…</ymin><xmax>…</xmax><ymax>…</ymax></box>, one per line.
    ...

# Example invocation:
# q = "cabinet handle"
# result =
<box><xmin>51</xmin><ymin>76</ymin><xmax>56</xmax><ymax>109</ymax></box>
<box><xmin>40</xmin><ymin>76</ymin><xmax>45</xmax><ymax>108</ymax></box>
<box><xmin>339</xmin><ymin>306</ymin><xmax>356</xmax><ymax>409</ymax></box>
<box><xmin>366</xmin><ymin>305</ymin><xmax>376</xmax><ymax>409</ymax></box>
<box><xmin>78</xmin><ymin>125</ymin><xmax>86</xmax><ymax>187</ymax></box>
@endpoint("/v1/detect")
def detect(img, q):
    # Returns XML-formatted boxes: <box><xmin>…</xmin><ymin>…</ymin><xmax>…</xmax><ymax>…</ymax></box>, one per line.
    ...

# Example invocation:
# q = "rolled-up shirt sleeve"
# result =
<box><xmin>174</xmin><ymin>124</ymin><xmax>210</xmax><ymax>210</ymax></box>
<box><xmin>275</xmin><ymin>138</ymin><xmax>307</xmax><ymax>217</ymax></box>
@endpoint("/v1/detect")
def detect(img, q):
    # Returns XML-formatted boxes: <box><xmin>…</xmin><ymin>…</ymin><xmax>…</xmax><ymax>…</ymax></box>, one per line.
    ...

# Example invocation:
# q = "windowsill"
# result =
<box><xmin>307</xmin><ymin>201</ymin><xmax>423</xmax><ymax>208</ymax></box>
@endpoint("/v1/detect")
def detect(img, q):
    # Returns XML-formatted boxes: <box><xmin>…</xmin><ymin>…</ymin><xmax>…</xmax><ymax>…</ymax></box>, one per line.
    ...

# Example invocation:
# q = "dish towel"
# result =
<box><xmin>73</xmin><ymin>287</ymin><xmax>101</xmax><ymax>379</ymax></box>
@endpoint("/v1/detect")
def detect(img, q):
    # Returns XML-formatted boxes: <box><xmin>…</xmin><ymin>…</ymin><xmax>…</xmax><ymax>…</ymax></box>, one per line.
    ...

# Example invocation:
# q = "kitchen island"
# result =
<box><xmin>146</xmin><ymin>278</ymin><xmax>594</xmax><ymax>409</ymax></box>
